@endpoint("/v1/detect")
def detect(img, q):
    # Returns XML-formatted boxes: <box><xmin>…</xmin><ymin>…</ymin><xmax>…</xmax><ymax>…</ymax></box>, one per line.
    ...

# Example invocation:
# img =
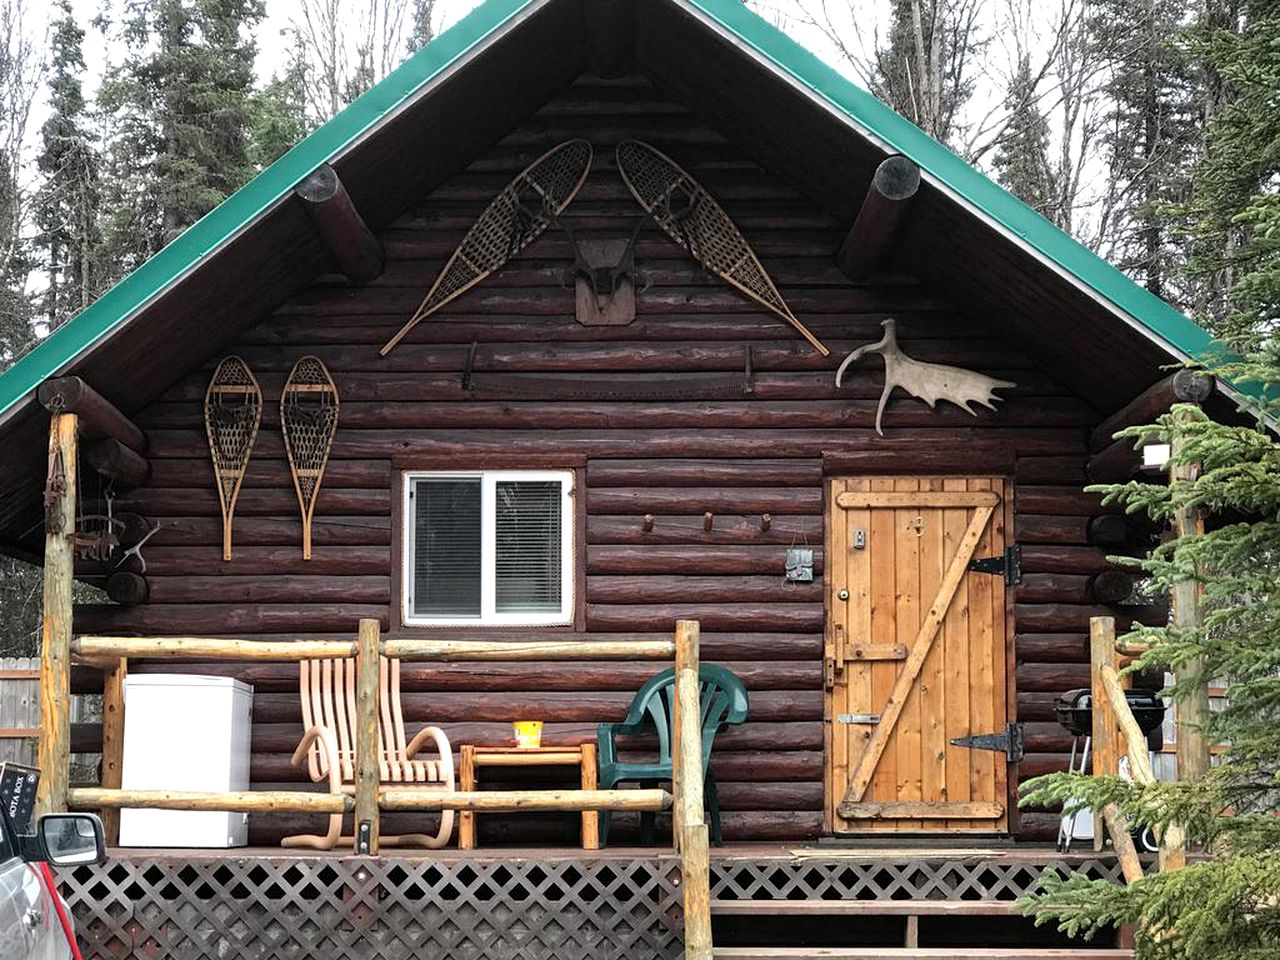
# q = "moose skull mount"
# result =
<box><xmin>834</xmin><ymin>318</ymin><xmax>1015</xmax><ymax>436</ymax></box>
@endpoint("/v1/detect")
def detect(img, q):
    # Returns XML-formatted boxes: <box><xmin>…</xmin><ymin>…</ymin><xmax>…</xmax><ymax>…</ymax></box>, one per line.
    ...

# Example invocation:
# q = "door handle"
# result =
<box><xmin>833</xmin><ymin>623</ymin><xmax>846</xmax><ymax>676</ymax></box>
<box><xmin>22</xmin><ymin>909</ymin><xmax>42</xmax><ymax>930</ymax></box>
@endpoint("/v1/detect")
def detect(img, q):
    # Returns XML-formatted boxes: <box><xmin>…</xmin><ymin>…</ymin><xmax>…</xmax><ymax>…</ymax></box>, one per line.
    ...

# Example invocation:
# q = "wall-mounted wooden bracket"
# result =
<box><xmin>703</xmin><ymin>512</ymin><xmax>714</xmax><ymax>533</ymax></box>
<box><xmin>642</xmin><ymin>514</ymin><xmax>655</xmax><ymax>533</ymax></box>
<box><xmin>572</xmin><ymin>238</ymin><xmax>638</xmax><ymax>326</ymax></box>
<box><xmin>295</xmin><ymin>163</ymin><xmax>385</xmax><ymax>284</ymax></box>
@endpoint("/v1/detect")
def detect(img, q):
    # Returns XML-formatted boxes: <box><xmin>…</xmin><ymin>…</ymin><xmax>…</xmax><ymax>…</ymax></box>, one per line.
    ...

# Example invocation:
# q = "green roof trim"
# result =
<box><xmin>0</xmin><ymin>0</ymin><xmax>1233</xmax><ymax>423</ymax></box>
<box><xmin>0</xmin><ymin>0</ymin><xmax>538</xmax><ymax>423</ymax></box>
<box><xmin>683</xmin><ymin>0</ymin><xmax>1225</xmax><ymax>365</ymax></box>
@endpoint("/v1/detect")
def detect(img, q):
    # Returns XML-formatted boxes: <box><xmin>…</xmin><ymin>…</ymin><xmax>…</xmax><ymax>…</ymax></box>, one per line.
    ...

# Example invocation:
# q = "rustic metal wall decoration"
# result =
<box><xmin>616</xmin><ymin>139</ymin><xmax>829</xmax><ymax>356</ymax></box>
<box><xmin>835</xmin><ymin>318</ymin><xmax>1015</xmax><ymax>435</ymax></box>
<box><xmin>281</xmin><ymin>356</ymin><xmax>339</xmax><ymax>560</ymax></box>
<box><xmin>204</xmin><ymin>356</ymin><xmax>263</xmax><ymax>560</ymax></box>
<box><xmin>381</xmin><ymin>139</ymin><xmax>594</xmax><ymax>354</ymax></box>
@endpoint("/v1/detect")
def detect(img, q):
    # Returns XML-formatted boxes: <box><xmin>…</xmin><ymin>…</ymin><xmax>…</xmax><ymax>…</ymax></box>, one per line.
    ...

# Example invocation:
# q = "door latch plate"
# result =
<box><xmin>837</xmin><ymin>713</ymin><xmax>881</xmax><ymax>724</ymax></box>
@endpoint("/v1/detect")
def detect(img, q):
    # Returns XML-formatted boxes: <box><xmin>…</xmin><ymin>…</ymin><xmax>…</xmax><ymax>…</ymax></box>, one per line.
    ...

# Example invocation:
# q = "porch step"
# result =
<box><xmin>714</xmin><ymin>950</ymin><xmax>1133</xmax><ymax>959</ymax></box>
<box><xmin>713</xmin><ymin>900</ymin><xmax>1016</xmax><ymax>917</ymax></box>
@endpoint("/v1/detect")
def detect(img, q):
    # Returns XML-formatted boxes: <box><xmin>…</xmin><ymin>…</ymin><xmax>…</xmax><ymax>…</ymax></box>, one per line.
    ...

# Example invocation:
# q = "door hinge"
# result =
<box><xmin>950</xmin><ymin>723</ymin><xmax>1024</xmax><ymax>762</ymax></box>
<box><xmin>967</xmin><ymin>543</ymin><xmax>1021</xmax><ymax>585</ymax></box>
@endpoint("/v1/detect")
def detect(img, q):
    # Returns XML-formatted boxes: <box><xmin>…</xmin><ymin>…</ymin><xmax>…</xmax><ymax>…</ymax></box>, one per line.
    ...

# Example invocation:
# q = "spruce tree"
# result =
<box><xmin>0</xmin><ymin>0</ymin><xmax>39</xmax><ymax>368</ymax></box>
<box><xmin>97</xmin><ymin>0</ymin><xmax>264</xmax><ymax>277</ymax></box>
<box><xmin>993</xmin><ymin>55</ymin><xmax>1055</xmax><ymax>220</ymax></box>
<box><xmin>1090</xmin><ymin>0</ymin><xmax>1201</xmax><ymax>302</ymax></box>
<box><xmin>1022</xmin><ymin>8</ymin><xmax>1280</xmax><ymax>958</ymax></box>
<box><xmin>1178</xmin><ymin>1</ymin><xmax>1279</xmax><ymax>349</ymax></box>
<box><xmin>249</xmin><ymin>50</ymin><xmax>309</xmax><ymax>169</ymax></box>
<box><xmin>35</xmin><ymin>0</ymin><xmax>101</xmax><ymax>332</ymax></box>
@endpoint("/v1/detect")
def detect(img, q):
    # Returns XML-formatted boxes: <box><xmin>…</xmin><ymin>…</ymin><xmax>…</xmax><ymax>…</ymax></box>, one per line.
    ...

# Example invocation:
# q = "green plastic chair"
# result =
<box><xmin>597</xmin><ymin>664</ymin><xmax>749</xmax><ymax>847</ymax></box>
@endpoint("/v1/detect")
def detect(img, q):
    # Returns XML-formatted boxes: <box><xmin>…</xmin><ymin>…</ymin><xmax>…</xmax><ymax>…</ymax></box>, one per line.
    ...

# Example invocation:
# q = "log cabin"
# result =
<box><xmin>0</xmin><ymin>0</ymin><xmax>1244</xmax><ymax>957</ymax></box>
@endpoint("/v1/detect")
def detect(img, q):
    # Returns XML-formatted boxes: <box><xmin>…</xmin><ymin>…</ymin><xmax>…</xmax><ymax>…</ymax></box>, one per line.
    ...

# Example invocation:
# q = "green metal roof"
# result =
<box><xmin>0</xmin><ymin>0</ymin><xmax>1229</xmax><ymax>423</ymax></box>
<box><xmin>680</xmin><ymin>0</ymin><xmax>1223</xmax><ymax>365</ymax></box>
<box><xmin>0</xmin><ymin>0</ymin><xmax>539</xmax><ymax>423</ymax></box>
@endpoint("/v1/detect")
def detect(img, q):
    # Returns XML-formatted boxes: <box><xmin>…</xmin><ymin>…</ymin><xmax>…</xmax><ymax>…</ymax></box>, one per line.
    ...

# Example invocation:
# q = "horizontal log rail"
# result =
<box><xmin>73</xmin><ymin>636</ymin><xmax>358</xmax><ymax>662</ymax></box>
<box><xmin>72</xmin><ymin>635</ymin><xmax>675</xmax><ymax>663</ymax></box>
<box><xmin>66</xmin><ymin>787</ymin><xmax>670</xmax><ymax>816</ymax></box>
<box><xmin>68</xmin><ymin>787</ymin><xmax>350</xmax><ymax>814</ymax></box>
<box><xmin>382</xmin><ymin>637</ymin><xmax>675</xmax><ymax>661</ymax></box>
<box><xmin>380</xmin><ymin>788</ymin><xmax>671</xmax><ymax>812</ymax></box>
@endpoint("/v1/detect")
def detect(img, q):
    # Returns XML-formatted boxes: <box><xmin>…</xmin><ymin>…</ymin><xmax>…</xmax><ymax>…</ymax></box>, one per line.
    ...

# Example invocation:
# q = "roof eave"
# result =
<box><xmin>0</xmin><ymin>0</ymin><xmax>545</xmax><ymax>430</ymax></box>
<box><xmin>675</xmin><ymin>0</ymin><xmax>1233</xmax><ymax>401</ymax></box>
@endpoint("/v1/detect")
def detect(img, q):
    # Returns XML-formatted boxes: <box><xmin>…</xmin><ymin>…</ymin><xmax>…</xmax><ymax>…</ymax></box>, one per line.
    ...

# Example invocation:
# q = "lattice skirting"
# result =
<box><xmin>60</xmin><ymin>855</ymin><xmax>684</xmax><ymax>960</ymax></box>
<box><xmin>711</xmin><ymin>854</ymin><xmax>1127</xmax><ymax>903</ymax></box>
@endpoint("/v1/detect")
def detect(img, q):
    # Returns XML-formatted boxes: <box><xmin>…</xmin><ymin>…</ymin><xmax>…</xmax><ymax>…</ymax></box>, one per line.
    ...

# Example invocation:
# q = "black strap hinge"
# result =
<box><xmin>968</xmin><ymin>543</ymin><xmax>1021</xmax><ymax>585</ymax></box>
<box><xmin>950</xmin><ymin>723</ymin><xmax>1024</xmax><ymax>762</ymax></box>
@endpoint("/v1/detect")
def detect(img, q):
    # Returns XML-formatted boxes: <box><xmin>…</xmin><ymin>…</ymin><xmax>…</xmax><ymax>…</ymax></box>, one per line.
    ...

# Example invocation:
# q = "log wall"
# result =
<box><xmin>73</xmin><ymin>74</ymin><xmax>1149</xmax><ymax>844</ymax></box>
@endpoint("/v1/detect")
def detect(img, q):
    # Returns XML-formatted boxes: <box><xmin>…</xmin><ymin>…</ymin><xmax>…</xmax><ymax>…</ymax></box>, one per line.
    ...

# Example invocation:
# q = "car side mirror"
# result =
<box><xmin>26</xmin><ymin>813</ymin><xmax>107</xmax><ymax>866</ymax></box>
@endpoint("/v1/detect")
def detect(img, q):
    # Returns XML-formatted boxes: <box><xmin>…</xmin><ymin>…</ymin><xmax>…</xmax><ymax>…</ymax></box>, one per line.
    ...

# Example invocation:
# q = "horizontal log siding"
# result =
<box><xmin>74</xmin><ymin>75</ymin><xmax>1109</xmax><ymax>845</ymax></box>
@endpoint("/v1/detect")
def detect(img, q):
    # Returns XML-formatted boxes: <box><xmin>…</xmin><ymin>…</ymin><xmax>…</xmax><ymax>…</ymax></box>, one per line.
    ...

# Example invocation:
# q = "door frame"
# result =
<box><xmin>821</xmin><ymin>474</ymin><xmax>1018</xmax><ymax>835</ymax></box>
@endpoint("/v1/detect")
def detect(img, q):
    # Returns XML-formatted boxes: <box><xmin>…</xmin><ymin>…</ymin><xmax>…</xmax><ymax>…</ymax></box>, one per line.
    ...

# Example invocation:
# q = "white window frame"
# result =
<box><xmin>402</xmin><ymin>470</ymin><xmax>575</xmax><ymax>627</ymax></box>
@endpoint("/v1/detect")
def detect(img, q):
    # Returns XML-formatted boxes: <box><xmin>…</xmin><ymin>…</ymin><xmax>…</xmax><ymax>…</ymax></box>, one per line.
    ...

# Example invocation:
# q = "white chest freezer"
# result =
<box><xmin>118</xmin><ymin>674</ymin><xmax>254</xmax><ymax>848</ymax></box>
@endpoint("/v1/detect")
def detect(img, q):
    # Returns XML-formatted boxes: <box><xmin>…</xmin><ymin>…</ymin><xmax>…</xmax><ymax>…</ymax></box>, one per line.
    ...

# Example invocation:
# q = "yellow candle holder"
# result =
<box><xmin>513</xmin><ymin>720</ymin><xmax>543</xmax><ymax>749</ymax></box>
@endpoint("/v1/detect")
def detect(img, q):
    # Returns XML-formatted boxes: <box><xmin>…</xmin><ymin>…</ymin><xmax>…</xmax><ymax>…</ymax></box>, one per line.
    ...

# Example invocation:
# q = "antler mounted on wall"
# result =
<box><xmin>835</xmin><ymin>318</ymin><xmax>1015</xmax><ymax>436</ymax></box>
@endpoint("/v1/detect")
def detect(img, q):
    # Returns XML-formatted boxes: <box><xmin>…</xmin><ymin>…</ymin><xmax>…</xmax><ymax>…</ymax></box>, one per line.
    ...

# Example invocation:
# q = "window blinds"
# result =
<box><xmin>495</xmin><ymin>480</ymin><xmax>563</xmax><ymax>613</ymax></box>
<box><xmin>411</xmin><ymin>478</ymin><xmax>482</xmax><ymax>617</ymax></box>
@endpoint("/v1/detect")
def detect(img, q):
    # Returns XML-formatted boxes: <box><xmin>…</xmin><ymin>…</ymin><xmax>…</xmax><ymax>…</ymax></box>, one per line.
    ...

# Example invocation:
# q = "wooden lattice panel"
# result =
<box><xmin>710</xmin><ymin>854</ymin><xmax>1127</xmax><ymax>902</ymax></box>
<box><xmin>60</xmin><ymin>855</ymin><xmax>683</xmax><ymax>960</ymax></box>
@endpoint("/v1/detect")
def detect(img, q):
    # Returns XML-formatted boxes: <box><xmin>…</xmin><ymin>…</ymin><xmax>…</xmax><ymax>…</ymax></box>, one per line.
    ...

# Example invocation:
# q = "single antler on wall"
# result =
<box><xmin>835</xmin><ymin>318</ymin><xmax>1015</xmax><ymax>436</ymax></box>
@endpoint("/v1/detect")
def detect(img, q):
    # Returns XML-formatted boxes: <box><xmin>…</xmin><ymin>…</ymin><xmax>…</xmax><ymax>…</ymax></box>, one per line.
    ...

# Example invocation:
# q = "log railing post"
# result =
<box><xmin>1169</xmin><ymin>402</ymin><xmax>1210</xmax><ymax>794</ymax></box>
<box><xmin>1099</xmin><ymin>664</ymin><xmax>1186</xmax><ymax>871</ymax></box>
<box><xmin>673</xmin><ymin>619</ymin><xmax>712</xmax><ymax>960</ymax></box>
<box><xmin>354</xmin><ymin>618</ymin><xmax>381</xmax><ymax>854</ymax></box>
<box><xmin>100</xmin><ymin>657</ymin><xmax>128</xmax><ymax>843</ymax></box>
<box><xmin>36</xmin><ymin>412</ymin><xmax>78</xmax><ymax>817</ymax></box>
<box><xmin>1089</xmin><ymin>616</ymin><xmax>1120</xmax><ymax>852</ymax></box>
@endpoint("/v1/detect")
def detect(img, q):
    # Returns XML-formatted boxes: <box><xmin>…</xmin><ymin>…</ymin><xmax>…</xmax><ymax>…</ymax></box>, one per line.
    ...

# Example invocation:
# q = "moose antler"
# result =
<box><xmin>835</xmin><ymin>318</ymin><xmax>1015</xmax><ymax>435</ymax></box>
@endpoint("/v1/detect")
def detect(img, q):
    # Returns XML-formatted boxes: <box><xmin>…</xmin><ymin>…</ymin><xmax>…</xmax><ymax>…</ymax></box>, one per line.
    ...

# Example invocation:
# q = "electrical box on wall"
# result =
<box><xmin>784</xmin><ymin>548</ymin><xmax>814</xmax><ymax>582</ymax></box>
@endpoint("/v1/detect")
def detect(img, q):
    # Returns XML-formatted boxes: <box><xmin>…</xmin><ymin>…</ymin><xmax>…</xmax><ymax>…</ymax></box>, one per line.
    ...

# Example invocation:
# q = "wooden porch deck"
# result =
<box><xmin>59</xmin><ymin>843</ymin><xmax>1131</xmax><ymax>960</ymax></box>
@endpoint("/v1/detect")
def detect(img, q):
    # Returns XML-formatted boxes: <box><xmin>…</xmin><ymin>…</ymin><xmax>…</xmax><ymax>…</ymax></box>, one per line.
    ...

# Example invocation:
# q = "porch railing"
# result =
<box><xmin>43</xmin><ymin>618</ymin><xmax>714</xmax><ymax>959</ymax></box>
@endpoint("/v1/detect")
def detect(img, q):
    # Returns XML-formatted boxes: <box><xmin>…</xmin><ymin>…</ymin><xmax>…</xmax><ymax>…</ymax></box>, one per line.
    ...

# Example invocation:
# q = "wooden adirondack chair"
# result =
<box><xmin>282</xmin><ymin>657</ymin><xmax>456</xmax><ymax>850</ymax></box>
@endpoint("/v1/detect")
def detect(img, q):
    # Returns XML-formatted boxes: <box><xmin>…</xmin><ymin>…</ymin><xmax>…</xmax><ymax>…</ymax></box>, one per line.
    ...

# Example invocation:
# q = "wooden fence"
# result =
<box><xmin>0</xmin><ymin>657</ymin><xmax>38</xmax><ymax>766</ymax></box>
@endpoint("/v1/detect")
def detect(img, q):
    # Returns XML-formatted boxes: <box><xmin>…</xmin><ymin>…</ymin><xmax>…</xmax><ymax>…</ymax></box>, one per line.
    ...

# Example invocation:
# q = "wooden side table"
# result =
<box><xmin>458</xmin><ymin>743</ymin><xmax>598</xmax><ymax>850</ymax></box>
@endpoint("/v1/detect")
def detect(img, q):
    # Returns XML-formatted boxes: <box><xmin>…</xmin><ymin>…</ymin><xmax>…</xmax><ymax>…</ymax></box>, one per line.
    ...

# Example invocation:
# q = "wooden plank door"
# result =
<box><xmin>824</xmin><ymin>476</ymin><xmax>1011</xmax><ymax>834</ymax></box>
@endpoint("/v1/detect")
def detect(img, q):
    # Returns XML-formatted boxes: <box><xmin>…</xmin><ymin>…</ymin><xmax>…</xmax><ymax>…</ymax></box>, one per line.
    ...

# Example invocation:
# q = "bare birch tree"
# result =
<box><xmin>0</xmin><ymin>0</ymin><xmax>44</xmax><ymax>365</ymax></box>
<box><xmin>290</xmin><ymin>0</ymin><xmax>438</xmax><ymax>123</ymax></box>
